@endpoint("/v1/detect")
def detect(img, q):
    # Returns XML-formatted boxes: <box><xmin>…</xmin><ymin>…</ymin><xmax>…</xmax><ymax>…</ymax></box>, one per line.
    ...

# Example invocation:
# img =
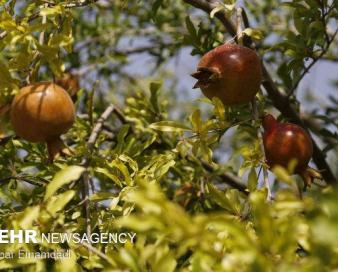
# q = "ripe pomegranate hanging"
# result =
<box><xmin>191</xmin><ymin>44</ymin><xmax>262</xmax><ymax>105</ymax></box>
<box><xmin>10</xmin><ymin>82</ymin><xmax>75</xmax><ymax>162</ymax></box>
<box><xmin>262</xmin><ymin>114</ymin><xmax>322</xmax><ymax>188</ymax></box>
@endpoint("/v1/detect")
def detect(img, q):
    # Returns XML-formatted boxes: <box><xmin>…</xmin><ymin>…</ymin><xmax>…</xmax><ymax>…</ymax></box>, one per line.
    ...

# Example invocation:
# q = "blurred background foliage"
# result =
<box><xmin>0</xmin><ymin>0</ymin><xmax>337</xmax><ymax>271</ymax></box>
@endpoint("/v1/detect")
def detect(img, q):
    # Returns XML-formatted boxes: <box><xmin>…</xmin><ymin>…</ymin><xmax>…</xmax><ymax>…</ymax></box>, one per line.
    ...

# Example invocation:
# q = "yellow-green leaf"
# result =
<box><xmin>44</xmin><ymin>166</ymin><xmax>85</xmax><ymax>200</ymax></box>
<box><xmin>149</xmin><ymin>121</ymin><xmax>191</xmax><ymax>132</ymax></box>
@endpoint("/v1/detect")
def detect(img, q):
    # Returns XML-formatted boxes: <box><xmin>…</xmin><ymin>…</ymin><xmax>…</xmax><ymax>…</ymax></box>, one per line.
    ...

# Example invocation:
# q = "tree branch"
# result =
<box><xmin>62</xmin><ymin>0</ymin><xmax>99</xmax><ymax>8</ymax></box>
<box><xmin>80</xmin><ymin>241</ymin><xmax>115</xmax><ymax>265</ymax></box>
<box><xmin>182</xmin><ymin>0</ymin><xmax>336</xmax><ymax>184</ymax></box>
<box><xmin>87</xmin><ymin>104</ymin><xmax>115</xmax><ymax>151</ymax></box>
<box><xmin>80</xmin><ymin>103</ymin><xmax>115</xmax><ymax>241</ymax></box>
<box><xmin>201</xmin><ymin>161</ymin><xmax>248</xmax><ymax>194</ymax></box>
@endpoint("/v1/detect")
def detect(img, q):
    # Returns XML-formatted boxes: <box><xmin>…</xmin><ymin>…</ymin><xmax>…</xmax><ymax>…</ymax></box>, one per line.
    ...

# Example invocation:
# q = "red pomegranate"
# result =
<box><xmin>10</xmin><ymin>82</ymin><xmax>75</xmax><ymax>162</ymax></box>
<box><xmin>191</xmin><ymin>44</ymin><xmax>262</xmax><ymax>105</ymax></box>
<box><xmin>262</xmin><ymin>114</ymin><xmax>322</xmax><ymax>188</ymax></box>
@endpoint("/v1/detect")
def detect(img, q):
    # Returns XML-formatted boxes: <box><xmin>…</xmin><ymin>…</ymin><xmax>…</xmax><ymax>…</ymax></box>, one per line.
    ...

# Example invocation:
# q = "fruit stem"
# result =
<box><xmin>236</xmin><ymin>8</ymin><xmax>244</xmax><ymax>45</ymax></box>
<box><xmin>46</xmin><ymin>137</ymin><xmax>72</xmax><ymax>163</ymax></box>
<box><xmin>252</xmin><ymin>98</ymin><xmax>272</xmax><ymax>200</ymax></box>
<box><xmin>262</xmin><ymin>114</ymin><xmax>277</xmax><ymax>132</ymax></box>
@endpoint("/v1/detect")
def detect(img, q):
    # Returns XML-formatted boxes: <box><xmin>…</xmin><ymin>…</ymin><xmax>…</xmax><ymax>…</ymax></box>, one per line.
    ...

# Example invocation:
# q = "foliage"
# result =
<box><xmin>0</xmin><ymin>0</ymin><xmax>337</xmax><ymax>271</ymax></box>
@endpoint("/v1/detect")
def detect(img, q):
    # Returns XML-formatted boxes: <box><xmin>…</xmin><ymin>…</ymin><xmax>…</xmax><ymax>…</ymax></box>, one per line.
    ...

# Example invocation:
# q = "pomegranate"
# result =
<box><xmin>262</xmin><ymin>114</ymin><xmax>322</xmax><ymax>188</ymax></box>
<box><xmin>55</xmin><ymin>73</ymin><xmax>80</xmax><ymax>102</ymax></box>
<box><xmin>10</xmin><ymin>82</ymin><xmax>75</xmax><ymax>161</ymax></box>
<box><xmin>191</xmin><ymin>44</ymin><xmax>262</xmax><ymax>105</ymax></box>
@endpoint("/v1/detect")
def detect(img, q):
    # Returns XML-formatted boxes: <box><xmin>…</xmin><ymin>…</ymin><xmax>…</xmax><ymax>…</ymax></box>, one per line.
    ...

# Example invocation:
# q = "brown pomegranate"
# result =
<box><xmin>262</xmin><ymin>114</ymin><xmax>322</xmax><ymax>188</ymax></box>
<box><xmin>191</xmin><ymin>44</ymin><xmax>262</xmax><ymax>105</ymax></box>
<box><xmin>10</xmin><ymin>82</ymin><xmax>75</xmax><ymax>161</ymax></box>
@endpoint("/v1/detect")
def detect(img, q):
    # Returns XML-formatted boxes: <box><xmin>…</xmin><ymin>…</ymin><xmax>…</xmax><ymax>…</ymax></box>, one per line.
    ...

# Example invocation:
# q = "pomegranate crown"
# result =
<box><xmin>262</xmin><ymin>114</ymin><xmax>277</xmax><ymax>132</ymax></box>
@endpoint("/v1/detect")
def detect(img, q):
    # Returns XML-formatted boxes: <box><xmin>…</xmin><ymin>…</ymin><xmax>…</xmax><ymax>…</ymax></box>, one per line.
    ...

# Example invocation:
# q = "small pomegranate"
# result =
<box><xmin>10</xmin><ymin>82</ymin><xmax>75</xmax><ymax>161</ymax></box>
<box><xmin>55</xmin><ymin>73</ymin><xmax>80</xmax><ymax>102</ymax></box>
<box><xmin>191</xmin><ymin>44</ymin><xmax>262</xmax><ymax>105</ymax></box>
<box><xmin>262</xmin><ymin>114</ymin><xmax>322</xmax><ymax>188</ymax></box>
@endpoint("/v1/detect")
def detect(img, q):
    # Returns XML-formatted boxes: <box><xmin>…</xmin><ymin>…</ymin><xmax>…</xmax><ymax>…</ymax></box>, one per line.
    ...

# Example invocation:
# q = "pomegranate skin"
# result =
<box><xmin>10</xmin><ymin>82</ymin><xmax>75</xmax><ymax>143</ymax></box>
<box><xmin>262</xmin><ymin>114</ymin><xmax>313</xmax><ymax>173</ymax></box>
<box><xmin>192</xmin><ymin>44</ymin><xmax>262</xmax><ymax>105</ymax></box>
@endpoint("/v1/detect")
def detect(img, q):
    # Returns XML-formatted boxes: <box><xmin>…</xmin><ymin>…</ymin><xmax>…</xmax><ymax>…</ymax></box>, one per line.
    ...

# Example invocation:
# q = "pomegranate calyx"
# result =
<box><xmin>300</xmin><ymin>167</ymin><xmax>323</xmax><ymax>190</ymax></box>
<box><xmin>262</xmin><ymin>114</ymin><xmax>278</xmax><ymax>132</ymax></box>
<box><xmin>191</xmin><ymin>67</ymin><xmax>221</xmax><ymax>89</ymax></box>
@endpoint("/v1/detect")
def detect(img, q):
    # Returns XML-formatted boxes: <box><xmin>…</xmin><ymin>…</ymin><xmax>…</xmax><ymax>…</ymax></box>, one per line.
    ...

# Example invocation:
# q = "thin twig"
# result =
<box><xmin>0</xmin><ymin>176</ymin><xmax>46</xmax><ymax>186</ymax></box>
<box><xmin>236</xmin><ymin>8</ymin><xmax>244</xmax><ymax>45</ymax></box>
<box><xmin>26</xmin><ymin>4</ymin><xmax>47</xmax><ymax>84</ymax></box>
<box><xmin>81</xmin><ymin>170</ymin><xmax>91</xmax><ymax>238</ymax></box>
<box><xmin>63</xmin><ymin>0</ymin><xmax>99</xmax><ymax>8</ymax></box>
<box><xmin>200</xmin><ymin>161</ymin><xmax>247</xmax><ymax>194</ymax></box>
<box><xmin>87</xmin><ymin>104</ymin><xmax>115</xmax><ymax>151</ymax></box>
<box><xmin>319</xmin><ymin>1</ymin><xmax>330</xmax><ymax>44</ymax></box>
<box><xmin>252</xmin><ymin>99</ymin><xmax>271</xmax><ymax>200</ymax></box>
<box><xmin>80</xmin><ymin>241</ymin><xmax>115</xmax><ymax>265</ymax></box>
<box><xmin>39</xmin><ymin>4</ymin><xmax>48</xmax><ymax>45</ymax></box>
<box><xmin>80</xmin><ymin>104</ymin><xmax>115</xmax><ymax>241</ymax></box>
<box><xmin>240</xmin><ymin>7</ymin><xmax>250</xmax><ymax>28</ymax></box>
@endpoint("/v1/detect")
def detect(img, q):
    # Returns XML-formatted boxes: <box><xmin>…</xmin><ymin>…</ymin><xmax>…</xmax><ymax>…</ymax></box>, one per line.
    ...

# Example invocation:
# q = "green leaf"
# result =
<box><xmin>53</xmin><ymin>250</ymin><xmax>77</xmax><ymax>272</ymax></box>
<box><xmin>46</xmin><ymin>190</ymin><xmax>76</xmax><ymax>215</ymax></box>
<box><xmin>110</xmin><ymin>158</ymin><xmax>133</xmax><ymax>186</ymax></box>
<box><xmin>153</xmin><ymin>252</ymin><xmax>177</xmax><ymax>272</ymax></box>
<box><xmin>243</xmin><ymin>28</ymin><xmax>264</xmax><ymax>41</ymax></box>
<box><xmin>0</xmin><ymin>258</ymin><xmax>37</xmax><ymax>270</ymax></box>
<box><xmin>248</xmin><ymin>168</ymin><xmax>258</xmax><ymax>192</ymax></box>
<box><xmin>207</xmin><ymin>183</ymin><xmax>233</xmax><ymax>212</ymax></box>
<box><xmin>210</xmin><ymin>1</ymin><xmax>235</xmax><ymax>18</ymax></box>
<box><xmin>90</xmin><ymin>192</ymin><xmax>117</xmax><ymax>202</ymax></box>
<box><xmin>149</xmin><ymin>81</ymin><xmax>162</xmax><ymax>113</ymax></box>
<box><xmin>272</xmin><ymin>166</ymin><xmax>295</xmax><ymax>185</ymax></box>
<box><xmin>44</xmin><ymin>166</ymin><xmax>85</xmax><ymax>200</ymax></box>
<box><xmin>185</xmin><ymin>16</ymin><xmax>199</xmax><ymax>46</ymax></box>
<box><xmin>95</xmin><ymin>167</ymin><xmax>122</xmax><ymax>187</ymax></box>
<box><xmin>40</xmin><ymin>5</ymin><xmax>64</xmax><ymax>16</ymax></box>
<box><xmin>114</xmin><ymin>124</ymin><xmax>131</xmax><ymax>154</ymax></box>
<box><xmin>190</xmin><ymin>109</ymin><xmax>202</xmax><ymax>133</ymax></box>
<box><xmin>210</xmin><ymin>5</ymin><xmax>224</xmax><ymax>18</ymax></box>
<box><xmin>149</xmin><ymin>121</ymin><xmax>191</xmax><ymax>132</ymax></box>
<box><xmin>212</xmin><ymin>97</ymin><xmax>226</xmax><ymax>121</ymax></box>
<box><xmin>152</xmin><ymin>0</ymin><xmax>163</xmax><ymax>17</ymax></box>
<box><xmin>18</xmin><ymin>206</ymin><xmax>40</xmax><ymax>229</ymax></box>
<box><xmin>119</xmin><ymin>248</ymin><xmax>141</xmax><ymax>272</ymax></box>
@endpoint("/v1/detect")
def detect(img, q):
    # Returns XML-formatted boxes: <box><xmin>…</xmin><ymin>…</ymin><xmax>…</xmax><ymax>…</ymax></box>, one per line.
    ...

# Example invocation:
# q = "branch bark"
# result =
<box><xmin>182</xmin><ymin>0</ymin><xmax>336</xmax><ymax>184</ymax></box>
<box><xmin>87</xmin><ymin>104</ymin><xmax>115</xmax><ymax>151</ymax></box>
<box><xmin>201</xmin><ymin>161</ymin><xmax>247</xmax><ymax>194</ymax></box>
<box><xmin>81</xmin><ymin>103</ymin><xmax>115</xmax><ymax>241</ymax></box>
